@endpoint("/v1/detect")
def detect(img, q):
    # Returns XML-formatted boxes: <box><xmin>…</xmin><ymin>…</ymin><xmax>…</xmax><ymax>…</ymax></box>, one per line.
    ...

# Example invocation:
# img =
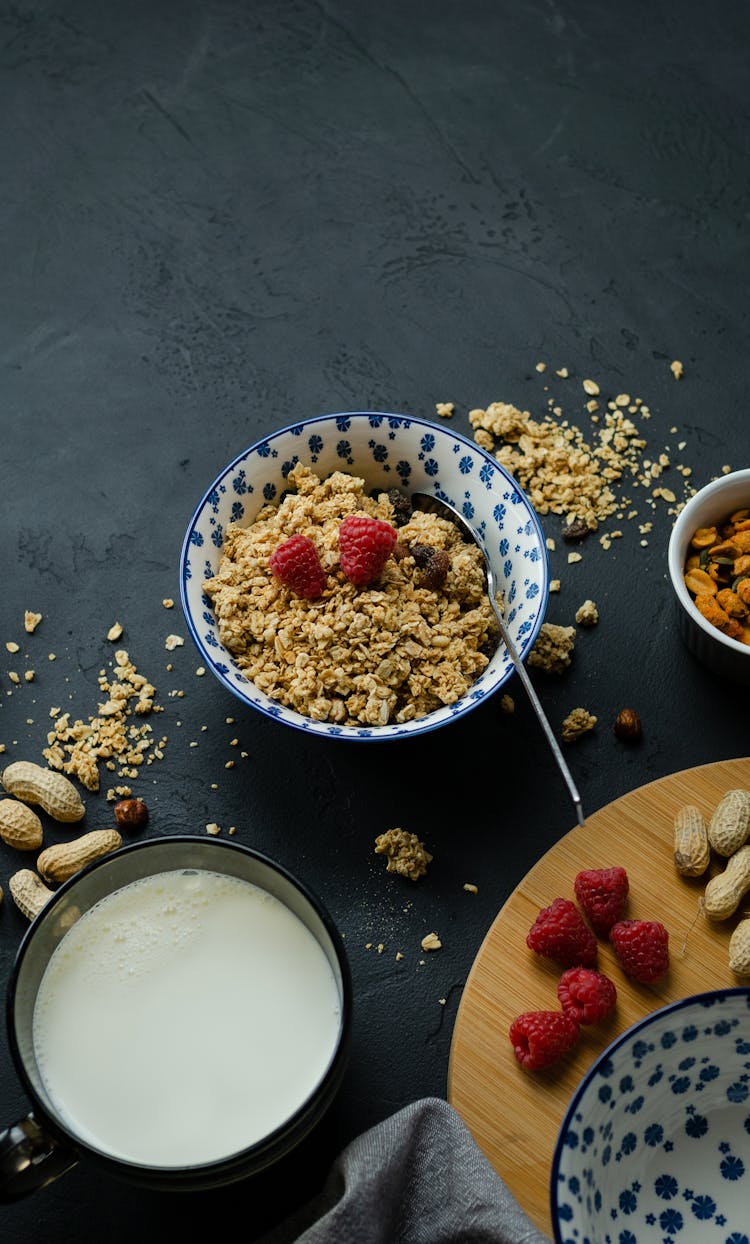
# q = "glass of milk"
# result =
<box><xmin>1</xmin><ymin>836</ymin><xmax>351</xmax><ymax>1200</ymax></box>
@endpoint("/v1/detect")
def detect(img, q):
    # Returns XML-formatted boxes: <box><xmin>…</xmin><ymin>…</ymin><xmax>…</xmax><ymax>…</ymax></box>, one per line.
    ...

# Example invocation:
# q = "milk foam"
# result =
<box><xmin>32</xmin><ymin>869</ymin><xmax>342</xmax><ymax>1167</ymax></box>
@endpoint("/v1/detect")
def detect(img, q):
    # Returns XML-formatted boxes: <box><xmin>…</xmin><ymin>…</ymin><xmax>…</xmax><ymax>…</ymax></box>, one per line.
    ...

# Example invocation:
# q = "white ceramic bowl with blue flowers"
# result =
<box><xmin>551</xmin><ymin>987</ymin><xmax>750</xmax><ymax>1244</ymax></box>
<box><xmin>179</xmin><ymin>411</ymin><xmax>549</xmax><ymax>740</ymax></box>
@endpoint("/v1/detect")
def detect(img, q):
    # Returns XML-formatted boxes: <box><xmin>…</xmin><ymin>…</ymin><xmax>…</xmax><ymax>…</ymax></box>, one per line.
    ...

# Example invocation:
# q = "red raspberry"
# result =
<box><xmin>557</xmin><ymin>967</ymin><xmax>617</xmax><ymax>1024</ymax></box>
<box><xmin>338</xmin><ymin>515</ymin><xmax>397</xmax><ymax>587</ymax></box>
<box><xmin>269</xmin><ymin>535</ymin><xmax>327</xmax><ymax>598</ymax></box>
<box><xmin>574</xmin><ymin>866</ymin><xmax>629</xmax><ymax>936</ymax></box>
<box><xmin>610</xmin><ymin>919</ymin><xmax>669</xmax><ymax>984</ymax></box>
<box><xmin>526</xmin><ymin>897</ymin><xmax>598</xmax><ymax>968</ymax></box>
<box><xmin>509</xmin><ymin>1010</ymin><xmax>580</xmax><ymax>1071</ymax></box>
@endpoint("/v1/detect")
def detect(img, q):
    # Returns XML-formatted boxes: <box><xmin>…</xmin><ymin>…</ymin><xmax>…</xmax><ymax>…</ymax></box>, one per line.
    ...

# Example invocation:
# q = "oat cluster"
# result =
<box><xmin>42</xmin><ymin>649</ymin><xmax>165</xmax><ymax>791</ymax></box>
<box><xmin>561</xmin><ymin>707</ymin><xmax>598</xmax><ymax>743</ymax></box>
<box><xmin>203</xmin><ymin>465</ymin><xmax>498</xmax><ymax>727</ymax></box>
<box><xmin>527</xmin><ymin>623</ymin><xmax>576</xmax><ymax>675</ymax></box>
<box><xmin>374</xmin><ymin>828</ymin><xmax>433</xmax><ymax>881</ymax></box>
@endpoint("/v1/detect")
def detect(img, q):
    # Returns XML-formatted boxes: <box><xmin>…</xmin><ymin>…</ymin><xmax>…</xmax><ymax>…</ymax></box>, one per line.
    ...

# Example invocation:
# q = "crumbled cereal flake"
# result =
<box><xmin>205</xmin><ymin>823</ymin><xmax>221</xmax><ymax>836</ymax></box>
<box><xmin>24</xmin><ymin>611</ymin><xmax>42</xmax><ymax>633</ymax></box>
<box><xmin>561</xmin><ymin>707</ymin><xmax>598</xmax><ymax>743</ymax></box>
<box><xmin>165</xmin><ymin>635</ymin><xmax>184</xmax><ymax>651</ymax></box>
<box><xmin>435</xmin><ymin>402</ymin><xmax>454</xmax><ymax>418</ymax></box>
<box><xmin>575</xmin><ymin>600</ymin><xmax>599</xmax><ymax>627</ymax></box>
<box><xmin>567</xmin><ymin>551</ymin><xmax>583</xmax><ymax>564</ymax></box>
<box><xmin>374</xmin><ymin>828</ymin><xmax>432</xmax><ymax>881</ymax></box>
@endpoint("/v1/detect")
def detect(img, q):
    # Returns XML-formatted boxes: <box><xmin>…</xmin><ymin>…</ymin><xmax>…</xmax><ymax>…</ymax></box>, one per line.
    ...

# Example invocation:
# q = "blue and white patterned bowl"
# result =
<box><xmin>179</xmin><ymin>411</ymin><xmax>549</xmax><ymax>740</ymax></box>
<box><xmin>552</xmin><ymin>988</ymin><xmax>750</xmax><ymax>1244</ymax></box>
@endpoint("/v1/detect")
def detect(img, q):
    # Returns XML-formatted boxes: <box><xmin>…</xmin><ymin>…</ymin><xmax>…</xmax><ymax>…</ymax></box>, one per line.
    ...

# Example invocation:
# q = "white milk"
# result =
<box><xmin>32</xmin><ymin>869</ymin><xmax>342</xmax><ymax>1167</ymax></box>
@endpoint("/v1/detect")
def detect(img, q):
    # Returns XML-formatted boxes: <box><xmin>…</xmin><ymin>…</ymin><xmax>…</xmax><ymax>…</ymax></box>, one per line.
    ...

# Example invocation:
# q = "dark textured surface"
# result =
<box><xmin>1</xmin><ymin>0</ymin><xmax>749</xmax><ymax>1238</ymax></box>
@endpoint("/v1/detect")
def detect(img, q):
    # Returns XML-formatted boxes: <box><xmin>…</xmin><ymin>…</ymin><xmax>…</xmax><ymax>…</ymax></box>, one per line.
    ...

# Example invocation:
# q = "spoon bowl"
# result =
<box><xmin>412</xmin><ymin>490</ymin><xmax>585</xmax><ymax>827</ymax></box>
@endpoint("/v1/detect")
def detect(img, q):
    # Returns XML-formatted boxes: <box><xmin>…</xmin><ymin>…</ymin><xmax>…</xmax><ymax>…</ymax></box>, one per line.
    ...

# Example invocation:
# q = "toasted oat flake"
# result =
<box><xmin>24</xmin><ymin>670</ymin><xmax>34</xmax><ymax>682</ymax></box>
<box><xmin>568</xmin><ymin>551</ymin><xmax>583</xmax><ymax>564</ymax></box>
<box><xmin>582</xmin><ymin>379</ymin><xmax>600</xmax><ymax>396</ymax></box>
<box><xmin>550</xmin><ymin>579</ymin><xmax>561</xmax><ymax>593</ymax></box>
<box><xmin>107</xmin><ymin>622</ymin><xmax>123</xmax><ymax>642</ymax></box>
<box><xmin>421</xmin><ymin>932</ymin><xmax>442</xmax><ymax>952</ymax></box>
<box><xmin>205</xmin><ymin>823</ymin><xmax>221</xmax><ymax>836</ymax></box>
<box><xmin>6</xmin><ymin>641</ymin><xmax>20</xmax><ymax>653</ymax></box>
<box><xmin>165</xmin><ymin>634</ymin><xmax>184</xmax><ymax>651</ymax></box>
<box><xmin>535</xmin><ymin>362</ymin><xmax>547</xmax><ymax>373</ymax></box>
<box><xmin>8</xmin><ymin>671</ymin><xmax>20</xmax><ymax>684</ymax></box>
<box><xmin>463</xmin><ymin>883</ymin><xmax>478</xmax><ymax>894</ymax></box>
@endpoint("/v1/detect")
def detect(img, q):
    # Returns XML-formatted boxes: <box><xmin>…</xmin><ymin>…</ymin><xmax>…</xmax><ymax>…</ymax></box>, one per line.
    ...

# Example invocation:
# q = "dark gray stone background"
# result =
<box><xmin>1</xmin><ymin>0</ymin><xmax>748</xmax><ymax>1238</ymax></box>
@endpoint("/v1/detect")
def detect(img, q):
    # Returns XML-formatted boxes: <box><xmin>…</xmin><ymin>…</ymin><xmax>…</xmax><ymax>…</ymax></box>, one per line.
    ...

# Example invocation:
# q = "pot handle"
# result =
<box><xmin>0</xmin><ymin>1113</ymin><xmax>78</xmax><ymax>1201</ymax></box>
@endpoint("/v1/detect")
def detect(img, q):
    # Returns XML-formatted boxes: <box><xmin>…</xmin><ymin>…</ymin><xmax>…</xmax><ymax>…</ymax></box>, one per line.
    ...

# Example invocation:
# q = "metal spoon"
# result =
<box><xmin>411</xmin><ymin>491</ymin><xmax>585</xmax><ymax>828</ymax></box>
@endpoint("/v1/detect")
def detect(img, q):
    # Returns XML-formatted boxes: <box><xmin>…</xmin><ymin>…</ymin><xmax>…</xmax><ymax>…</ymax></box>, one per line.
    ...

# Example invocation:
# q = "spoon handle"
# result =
<box><xmin>491</xmin><ymin>602</ymin><xmax>585</xmax><ymax>828</ymax></box>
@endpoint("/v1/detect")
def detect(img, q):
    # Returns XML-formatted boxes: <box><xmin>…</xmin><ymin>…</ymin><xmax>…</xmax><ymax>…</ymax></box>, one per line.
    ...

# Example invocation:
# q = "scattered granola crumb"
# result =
<box><xmin>421</xmin><ymin>932</ymin><xmax>442</xmax><ymax>952</ymax></box>
<box><xmin>48</xmin><ymin>653</ymin><xmax>56</xmax><ymax>661</ymax></box>
<box><xmin>377</xmin><ymin>943</ymin><xmax>384</xmax><ymax>954</ymax></box>
<box><xmin>555</xmin><ymin>366</ymin><xmax>569</xmax><ymax>378</ymax></box>
<box><xmin>24</xmin><ymin>611</ymin><xmax>42</xmax><ymax>633</ymax></box>
<box><xmin>575</xmin><ymin>600</ymin><xmax>599</xmax><ymax>627</ymax></box>
<box><xmin>162</xmin><ymin>599</ymin><xmax>175</xmax><ymax>609</ymax></box>
<box><xmin>545</xmin><ymin>537</ymin><xmax>556</xmax><ymax>551</ymax></box>
<box><xmin>374</xmin><ymin>828</ymin><xmax>432</xmax><ymax>881</ymax></box>
<box><xmin>42</xmin><ymin>648</ymin><xmax>162</xmax><ymax>791</ymax></box>
<box><xmin>6</xmin><ymin>641</ymin><xmax>20</xmax><ymax>653</ymax></box>
<box><xmin>8</xmin><ymin>671</ymin><xmax>20</xmax><ymax>684</ymax></box>
<box><xmin>500</xmin><ymin>693</ymin><xmax>515</xmax><ymax>713</ymax></box>
<box><xmin>582</xmin><ymin>379</ymin><xmax>600</xmax><ymax>396</ymax></box>
<box><xmin>0</xmin><ymin>744</ymin><xmax>5</xmax><ymax>753</ymax></box>
<box><xmin>561</xmin><ymin>707</ymin><xmax>598</xmax><ymax>743</ymax></box>
<box><xmin>550</xmin><ymin>579</ymin><xmax>561</xmax><ymax>593</ymax></box>
<box><xmin>670</xmin><ymin>360</ymin><xmax>684</xmax><ymax>380</ymax></box>
<box><xmin>535</xmin><ymin>361</ymin><xmax>546</xmax><ymax>373</ymax></box>
<box><xmin>463</xmin><ymin>883</ymin><xmax>478</xmax><ymax>894</ymax></box>
<box><xmin>435</xmin><ymin>402</ymin><xmax>454</xmax><ymax>418</ymax></box>
<box><xmin>24</xmin><ymin>670</ymin><xmax>34</xmax><ymax>682</ymax></box>
<box><xmin>528</xmin><ymin>623</ymin><xmax>576</xmax><ymax>674</ymax></box>
<box><xmin>395</xmin><ymin>952</ymin><xmax>404</xmax><ymax>961</ymax></box>
<box><xmin>195</xmin><ymin>667</ymin><xmax>206</xmax><ymax>676</ymax></box>
<box><xmin>205</xmin><ymin>823</ymin><xmax>221</xmax><ymax>836</ymax></box>
<box><xmin>721</xmin><ymin>464</ymin><xmax>732</xmax><ymax>475</ymax></box>
<box><xmin>107</xmin><ymin>622</ymin><xmax>123</xmax><ymax>642</ymax></box>
<box><xmin>567</xmin><ymin>551</ymin><xmax>582</xmax><ymax>564</ymax></box>
<box><xmin>165</xmin><ymin>635</ymin><xmax>184</xmax><ymax>651</ymax></box>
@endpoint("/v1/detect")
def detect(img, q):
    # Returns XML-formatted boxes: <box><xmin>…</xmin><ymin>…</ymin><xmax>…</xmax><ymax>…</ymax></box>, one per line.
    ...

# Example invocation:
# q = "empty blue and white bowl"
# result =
<box><xmin>179</xmin><ymin>411</ymin><xmax>549</xmax><ymax>740</ymax></box>
<box><xmin>552</xmin><ymin>988</ymin><xmax>750</xmax><ymax>1244</ymax></box>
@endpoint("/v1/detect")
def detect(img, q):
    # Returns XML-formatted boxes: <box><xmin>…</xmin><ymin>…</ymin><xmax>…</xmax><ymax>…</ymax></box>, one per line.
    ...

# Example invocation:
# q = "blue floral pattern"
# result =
<box><xmin>553</xmin><ymin>990</ymin><xmax>750</xmax><ymax>1244</ymax></box>
<box><xmin>179</xmin><ymin>411</ymin><xmax>549</xmax><ymax>740</ymax></box>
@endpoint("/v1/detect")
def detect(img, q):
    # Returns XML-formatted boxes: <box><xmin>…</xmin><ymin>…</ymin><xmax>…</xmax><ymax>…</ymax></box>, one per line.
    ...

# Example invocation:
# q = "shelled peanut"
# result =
<box><xmin>683</xmin><ymin>506</ymin><xmax>750</xmax><ymax>644</ymax></box>
<box><xmin>673</xmin><ymin>788</ymin><xmax>750</xmax><ymax>977</ymax></box>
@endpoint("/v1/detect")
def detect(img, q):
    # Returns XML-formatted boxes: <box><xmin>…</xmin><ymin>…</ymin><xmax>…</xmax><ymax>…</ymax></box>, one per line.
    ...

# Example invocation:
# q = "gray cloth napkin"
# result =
<box><xmin>260</xmin><ymin>1097</ymin><xmax>552</xmax><ymax>1244</ymax></box>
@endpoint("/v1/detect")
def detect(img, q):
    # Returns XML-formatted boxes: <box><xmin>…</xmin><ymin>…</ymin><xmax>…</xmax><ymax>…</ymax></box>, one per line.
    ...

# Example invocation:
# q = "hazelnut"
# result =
<box><xmin>561</xmin><ymin>519</ymin><xmax>591</xmax><ymax>543</ymax></box>
<box><xmin>114</xmin><ymin>797</ymin><xmax>149</xmax><ymax>830</ymax></box>
<box><xmin>613</xmin><ymin>709</ymin><xmax>642</xmax><ymax>742</ymax></box>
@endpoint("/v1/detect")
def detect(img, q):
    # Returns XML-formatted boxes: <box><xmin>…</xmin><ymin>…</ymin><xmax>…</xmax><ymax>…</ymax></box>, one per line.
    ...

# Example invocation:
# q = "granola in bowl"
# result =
<box><xmin>202</xmin><ymin>465</ymin><xmax>498</xmax><ymax>727</ymax></box>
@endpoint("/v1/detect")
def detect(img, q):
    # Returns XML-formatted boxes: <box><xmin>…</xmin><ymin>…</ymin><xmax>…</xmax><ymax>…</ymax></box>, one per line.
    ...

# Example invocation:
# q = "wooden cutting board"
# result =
<box><xmin>447</xmin><ymin>757</ymin><xmax>750</xmax><ymax>1240</ymax></box>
